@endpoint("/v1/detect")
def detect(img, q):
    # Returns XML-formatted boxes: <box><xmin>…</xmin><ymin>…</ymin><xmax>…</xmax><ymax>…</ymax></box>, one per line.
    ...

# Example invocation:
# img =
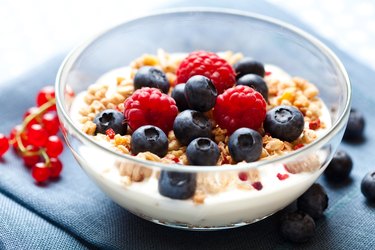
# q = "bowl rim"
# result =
<box><xmin>56</xmin><ymin>7</ymin><xmax>351</xmax><ymax>172</ymax></box>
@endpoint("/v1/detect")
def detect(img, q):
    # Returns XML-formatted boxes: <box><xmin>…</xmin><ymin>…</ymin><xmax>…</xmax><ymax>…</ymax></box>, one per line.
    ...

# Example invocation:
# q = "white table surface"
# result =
<box><xmin>0</xmin><ymin>0</ymin><xmax>374</xmax><ymax>84</ymax></box>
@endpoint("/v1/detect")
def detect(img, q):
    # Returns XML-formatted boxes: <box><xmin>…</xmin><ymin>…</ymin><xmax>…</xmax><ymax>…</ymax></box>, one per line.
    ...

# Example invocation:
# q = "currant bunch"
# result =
<box><xmin>0</xmin><ymin>85</ymin><xmax>64</xmax><ymax>183</ymax></box>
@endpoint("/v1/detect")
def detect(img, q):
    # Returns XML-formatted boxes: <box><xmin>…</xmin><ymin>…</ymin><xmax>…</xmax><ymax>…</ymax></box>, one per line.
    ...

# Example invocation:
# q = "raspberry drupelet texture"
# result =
<box><xmin>176</xmin><ymin>51</ymin><xmax>236</xmax><ymax>94</ymax></box>
<box><xmin>213</xmin><ymin>85</ymin><xmax>267</xmax><ymax>134</ymax></box>
<box><xmin>124</xmin><ymin>87</ymin><xmax>178</xmax><ymax>133</ymax></box>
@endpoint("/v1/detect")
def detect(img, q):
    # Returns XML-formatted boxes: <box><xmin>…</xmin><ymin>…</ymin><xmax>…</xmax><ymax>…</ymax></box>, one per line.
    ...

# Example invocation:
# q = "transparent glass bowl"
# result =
<box><xmin>56</xmin><ymin>8</ymin><xmax>351</xmax><ymax>230</ymax></box>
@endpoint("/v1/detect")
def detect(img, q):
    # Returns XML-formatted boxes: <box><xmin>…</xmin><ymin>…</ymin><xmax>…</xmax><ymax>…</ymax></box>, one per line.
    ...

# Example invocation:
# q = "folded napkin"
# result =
<box><xmin>1</xmin><ymin>1</ymin><xmax>374</xmax><ymax>249</ymax></box>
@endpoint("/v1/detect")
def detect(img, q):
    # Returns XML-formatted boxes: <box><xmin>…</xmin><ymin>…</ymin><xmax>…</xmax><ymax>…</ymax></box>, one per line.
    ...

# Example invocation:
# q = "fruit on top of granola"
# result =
<box><xmin>234</xmin><ymin>57</ymin><xmax>265</xmax><ymax>79</ymax></box>
<box><xmin>213</xmin><ymin>85</ymin><xmax>267</xmax><ymax>134</ymax></box>
<box><xmin>176</xmin><ymin>51</ymin><xmax>236</xmax><ymax>94</ymax></box>
<box><xmin>134</xmin><ymin>66</ymin><xmax>170</xmax><ymax>94</ymax></box>
<box><xmin>361</xmin><ymin>171</ymin><xmax>375</xmax><ymax>201</ymax></box>
<box><xmin>124</xmin><ymin>87</ymin><xmax>178</xmax><ymax>133</ymax></box>
<box><xmin>173</xmin><ymin>110</ymin><xmax>212</xmax><ymax>146</ymax></box>
<box><xmin>228</xmin><ymin>128</ymin><xmax>263</xmax><ymax>163</ymax></box>
<box><xmin>324</xmin><ymin>150</ymin><xmax>353</xmax><ymax>182</ymax></box>
<box><xmin>186</xmin><ymin>137</ymin><xmax>220</xmax><ymax>166</ymax></box>
<box><xmin>297</xmin><ymin>183</ymin><xmax>328</xmax><ymax>219</ymax></box>
<box><xmin>171</xmin><ymin>84</ymin><xmax>189</xmax><ymax>112</ymax></box>
<box><xmin>93</xmin><ymin>109</ymin><xmax>127</xmax><ymax>135</ymax></box>
<box><xmin>131</xmin><ymin>125</ymin><xmax>168</xmax><ymax>157</ymax></box>
<box><xmin>280</xmin><ymin>211</ymin><xmax>316</xmax><ymax>243</ymax></box>
<box><xmin>158</xmin><ymin>170</ymin><xmax>197</xmax><ymax>199</ymax></box>
<box><xmin>343</xmin><ymin>108</ymin><xmax>365</xmax><ymax>141</ymax></box>
<box><xmin>236</xmin><ymin>74</ymin><xmax>268</xmax><ymax>102</ymax></box>
<box><xmin>264</xmin><ymin>105</ymin><xmax>304</xmax><ymax>142</ymax></box>
<box><xmin>185</xmin><ymin>75</ymin><xmax>218</xmax><ymax>112</ymax></box>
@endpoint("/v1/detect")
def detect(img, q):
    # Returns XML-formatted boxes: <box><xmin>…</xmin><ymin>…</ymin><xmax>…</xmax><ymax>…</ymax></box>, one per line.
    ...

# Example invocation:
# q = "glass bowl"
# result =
<box><xmin>55</xmin><ymin>8</ymin><xmax>351</xmax><ymax>230</ymax></box>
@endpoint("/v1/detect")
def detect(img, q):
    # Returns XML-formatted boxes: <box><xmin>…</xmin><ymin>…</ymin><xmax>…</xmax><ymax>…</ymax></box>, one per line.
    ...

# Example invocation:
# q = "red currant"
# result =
<box><xmin>49</xmin><ymin>158</ymin><xmax>63</xmax><ymax>178</ymax></box>
<box><xmin>22</xmin><ymin>145</ymin><xmax>41</xmax><ymax>168</ymax></box>
<box><xmin>31</xmin><ymin>162</ymin><xmax>51</xmax><ymax>182</ymax></box>
<box><xmin>42</xmin><ymin>111</ymin><xmax>60</xmax><ymax>135</ymax></box>
<box><xmin>9</xmin><ymin>125</ymin><xmax>29</xmax><ymax>152</ymax></box>
<box><xmin>27</xmin><ymin>124</ymin><xmax>49</xmax><ymax>147</ymax></box>
<box><xmin>0</xmin><ymin>133</ymin><xmax>9</xmax><ymax>157</ymax></box>
<box><xmin>36</xmin><ymin>86</ymin><xmax>56</xmax><ymax>111</ymax></box>
<box><xmin>45</xmin><ymin>135</ymin><xmax>64</xmax><ymax>157</ymax></box>
<box><xmin>23</xmin><ymin>107</ymin><xmax>41</xmax><ymax>129</ymax></box>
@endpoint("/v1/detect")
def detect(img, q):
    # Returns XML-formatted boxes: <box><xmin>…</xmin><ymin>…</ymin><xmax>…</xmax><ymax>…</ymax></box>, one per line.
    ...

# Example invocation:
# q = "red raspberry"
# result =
<box><xmin>213</xmin><ymin>85</ymin><xmax>266</xmax><ymax>134</ymax></box>
<box><xmin>176</xmin><ymin>51</ymin><xmax>236</xmax><ymax>94</ymax></box>
<box><xmin>124</xmin><ymin>87</ymin><xmax>178</xmax><ymax>133</ymax></box>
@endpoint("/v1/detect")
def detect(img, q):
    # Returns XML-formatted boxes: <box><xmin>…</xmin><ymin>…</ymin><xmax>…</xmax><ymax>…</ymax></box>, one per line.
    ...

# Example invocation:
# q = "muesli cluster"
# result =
<box><xmin>75</xmin><ymin>49</ymin><xmax>329</xmax><ymax>202</ymax></box>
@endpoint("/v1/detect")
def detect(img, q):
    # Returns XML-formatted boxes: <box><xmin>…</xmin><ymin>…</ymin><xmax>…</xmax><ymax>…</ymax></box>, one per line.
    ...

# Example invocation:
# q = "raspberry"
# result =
<box><xmin>176</xmin><ymin>51</ymin><xmax>236</xmax><ymax>94</ymax></box>
<box><xmin>124</xmin><ymin>87</ymin><xmax>178</xmax><ymax>133</ymax></box>
<box><xmin>213</xmin><ymin>85</ymin><xmax>267</xmax><ymax>134</ymax></box>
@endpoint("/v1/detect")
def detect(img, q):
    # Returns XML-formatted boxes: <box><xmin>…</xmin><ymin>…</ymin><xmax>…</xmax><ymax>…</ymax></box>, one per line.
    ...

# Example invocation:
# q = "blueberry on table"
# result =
<box><xmin>186</xmin><ymin>138</ymin><xmax>220</xmax><ymax>166</ymax></box>
<box><xmin>133</xmin><ymin>66</ymin><xmax>170</xmax><ymax>94</ymax></box>
<box><xmin>236</xmin><ymin>73</ymin><xmax>268</xmax><ymax>101</ymax></box>
<box><xmin>185</xmin><ymin>75</ymin><xmax>218</xmax><ymax>112</ymax></box>
<box><xmin>234</xmin><ymin>57</ymin><xmax>265</xmax><ymax>79</ymax></box>
<box><xmin>228</xmin><ymin>128</ymin><xmax>263</xmax><ymax>163</ymax></box>
<box><xmin>158</xmin><ymin>170</ymin><xmax>196</xmax><ymax>200</ymax></box>
<box><xmin>280</xmin><ymin>211</ymin><xmax>316</xmax><ymax>243</ymax></box>
<box><xmin>131</xmin><ymin>125</ymin><xmax>168</xmax><ymax>157</ymax></box>
<box><xmin>343</xmin><ymin>108</ymin><xmax>365</xmax><ymax>141</ymax></box>
<box><xmin>173</xmin><ymin>110</ymin><xmax>212</xmax><ymax>146</ymax></box>
<box><xmin>297</xmin><ymin>183</ymin><xmax>328</xmax><ymax>220</ymax></box>
<box><xmin>324</xmin><ymin>150</ymin><xmax>353</xmax><ymax>182</ymax></box>
<box><xmin>264</xmin><ymin>105</ymin><xmax>304</xmax><ymax>142</ymax></box>
<box><xmin>361</xmin><ymin>171</ymin><xmax>375</xmax><ymax>201</ymax></box>
<box><xmin>171</xmin><ymin>84</ymin><xmax>189</xmax><ymax>112</ymax></box>
<box><xmin>93</xmin><ymin>109</ymin><xmax>127</xmax><ymax>135</ymax></box>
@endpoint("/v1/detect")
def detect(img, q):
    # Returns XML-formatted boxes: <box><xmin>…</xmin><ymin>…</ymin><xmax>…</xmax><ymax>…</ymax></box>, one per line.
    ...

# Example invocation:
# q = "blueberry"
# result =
<box><xmin>236</xmin><ymin>74</ymin><xmax>268</xmax><ymax>101</ymax></box>
<box><xmin>324</xmin><ymin>150</ymin><xmax>353</xmax><ymax>182</ymax></box>
<box><xmin>185</xmin><ymin>75</ymin><xmax>217</xmax><ymax>112</ymax></box>
<box><xmin>297</xmin><ymin>183</ymin><xmax>328</xmax><ymax>220</ymax></box>
<box><xmin>186</xmin><ymin>138</ymin><xmax>220</xmax><ymax>166</ymax></box>
<box><xmin>234</xmin><ymin>58</ymin><xmax>265</xmax><ymax>79</ymax></box>
<box><xmin>280</xmin><ymin>211</ymin><xmax>316</xmax><ymax>243</ymax></box>
<box><xmin>158</xmin><ymin>170</ymin><xmax>196</xmax><ymax>199</ymax></box>
<box><xmin>264</xmin><ymin>105</ymin><xmax>304</xmax><ymax>142</ymax></box>
<box><xmin>343</xmin><ymin>109</ymin><xmax>365</xmax><ymax>141</ymax></box>
<box><xmin>93</xmin><ymin>109</ymin><xmax>127</xmax><ymax>135</ymax></box>
<box><xmin>171</xmin><ymin>84</ymin><xmax>189</xmax><ymax>111</ymax></box>
<box><xmin>173</xmin><ymin>110</ymin><xmax>212</xmax><ymax>146</ymax></box>
<box><xmin>131</xmin><ymin>125</ymin><xmax>168</xmax><ymax>157</ymax></box>
<box><xmin>228</xmin><ymin>128</ymin><xmax>263</xmax><ymax>163</ymax></box>
<box><xmin>134</xmin><ymin>66</ymin><xmax>169</xmax><ymax>93</ymax></box>
<box><xmin>361</xmin><ymin>171</ymin><xmax>375</xmax><ymax>201</ymax></box>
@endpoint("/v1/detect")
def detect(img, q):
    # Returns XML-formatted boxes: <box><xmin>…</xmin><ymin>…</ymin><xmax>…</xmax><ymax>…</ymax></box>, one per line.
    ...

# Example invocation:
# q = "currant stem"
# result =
<box><xmin>40</xmin><ymin>149</ymin><xmax>51</xmax><ymax>166</ymax></box>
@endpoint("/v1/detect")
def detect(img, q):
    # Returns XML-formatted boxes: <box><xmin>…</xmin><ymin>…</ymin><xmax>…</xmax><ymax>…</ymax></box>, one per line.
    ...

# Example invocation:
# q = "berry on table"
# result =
<box><xmin>0</xmin><ymin>133</ymin><xmax>9</xmax><ymax>157</ymax></box>
<box><xmin>186</xmin><ymin>137</ymin><xmax>220</xmax><ymax>166</ymax></box>
<box><xmin>45</xmin><ymin>135</ymin><xmax>64</xmax><ymax>157</ymax></box>
<box><xmin>297</xmin><ymin>183</ymin><xmax>329</xmax><ymax>219</ymax></box>
<box><xmin>22</xmin><ymin>145</ymin><xmax>41</xmax><ymax>168</ymax></box>
<box><xmin>361</xmin><ymin>171</ymin><xmax>375</xmax><ymax>201</ymax></box>
<box><xmin>264</xmin><ymin>105</ymin><xmax>304</xmax><ymax>142</ymax></box>
<box><xmin>234</xmin><ymin>58</ymin><xmax>265</xmax><ymax>79</ymax></box>
<box><xmin>23</xmin><ymin>107</ymin><xmax>41</xmax><ymax>129</ymax></box>
<box><xmin>31</xmin><ymin>162</ymin><xmax>51</xmax><ymax>183</ymax></box>
<box><xmin>324</xmin><ymin>150</ymin><xmax>353</xmax><ymax>181</ymax></box>
<box><xmin>27</xmin><ymin>124</ymin><xmax>49</xmax><ymax>147</ymax></box>
<box><xmin>171</xmin><ymin>84</ymin><xmax>189</xmax><ymax>112</ymax></box>
<box><xmin>36</xmin><ymin>85</ymin><xmax>56</xmax><ymax>111</ymax></box>
<box><xmin>93</xmin><ymin>109</ymin><xmax>127</xmax><ymax>136</ymax></box>
<box><xmin>124</xmin><ymin>87</ymin><xmax>178</xmax><ymax>133</ymax></box>
<box><xmin>213</xmin><ymin>85</ymin><xmax>267</xmax><ymax>134</ymax></box>
<box><xmin>133</xmin><ymin>66</ymin><xmax>170</xmax><ymax>94</ymax></box>
<box><xmin>185</xmin><ymin>75</ymin><xmax>218</xmax><ymax>112</ymax></box>
<box><xmin>49</xmin><ymin>158</ymin><xmax>63</xmax><ymax>178</ymax></box>
<box><xmin>173</xmin><ymin>110</ymin><xmax>212</xmax><ymax>146</ymax></box>
<box><xmin>236</xmin><ymin>73</ymin><xmax>268</xmax><ymax>102</ymax></box>
<box><xmin>280</xmin><ymin>211</ymin><xmax>316</xmax><ymax>243</ymax></box>
<box><xmin>176</xmin><ymin>51</ymin><xmax>236</xmax><ymax>94</ymax></box>
<box><xmin>343</xmin><ymin>108</ymin><xmax>365</xmax><ymax>141</ymax></box>
<box><xmin>158</xmin><ymin>170</ymin><xmax>196</xmax><ymax>200</ymax></box>
<box><xmin>131</xmin><ymin>125</ymin><xmax>168</xmax><ymax>158</ymax></box>
<box><xmin>42</xmin><ymin>111</ymin><xmax>60</xmax><ymax>135</ymax></box>
<box><xmin>228</xmin><ymin>128</ymin><xmax>263</xmax><ymax>163</ymax></box>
